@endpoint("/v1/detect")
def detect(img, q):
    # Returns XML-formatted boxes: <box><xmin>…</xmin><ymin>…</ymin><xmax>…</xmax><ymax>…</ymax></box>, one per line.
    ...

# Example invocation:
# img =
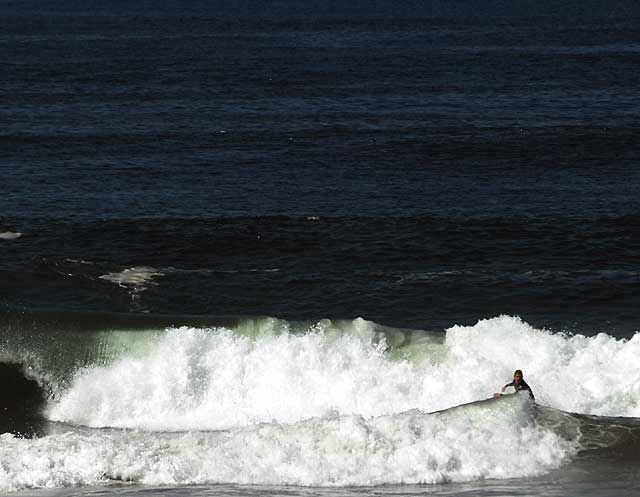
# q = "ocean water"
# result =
<box><xmin>1</xmin><ymin>4</ymin><xmax>640</xmax><ymax>496</ymax></box>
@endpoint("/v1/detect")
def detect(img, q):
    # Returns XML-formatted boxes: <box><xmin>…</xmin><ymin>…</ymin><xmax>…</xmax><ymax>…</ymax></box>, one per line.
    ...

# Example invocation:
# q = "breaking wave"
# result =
<box><xmin>0</xmin><ymin>313</ymin><xmax>639</xmax><ymax>492</ymax></box>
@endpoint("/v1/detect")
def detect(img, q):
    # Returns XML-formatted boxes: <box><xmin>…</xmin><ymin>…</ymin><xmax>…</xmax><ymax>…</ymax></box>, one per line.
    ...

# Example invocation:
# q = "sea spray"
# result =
<box><xmin>46</xmin><ymin>320</ymin><xmax>417</xmax><ymax>430</ymax></box>
<box><xmin>446</xmin><ymin>316</ymin><xmax>640</xmax><ymax>416</ymax></box>
<box><xmin>42</xmin><ymin>316</ymin><xmax>640</xmax><ymax>431</ymax></box>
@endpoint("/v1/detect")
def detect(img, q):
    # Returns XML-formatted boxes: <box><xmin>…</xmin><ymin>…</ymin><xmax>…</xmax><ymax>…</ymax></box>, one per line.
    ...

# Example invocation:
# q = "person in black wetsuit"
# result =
<box><xmin>494</xmin><ymin>369</ymin><xmax>535</xmax><ymax>400</ymax></box>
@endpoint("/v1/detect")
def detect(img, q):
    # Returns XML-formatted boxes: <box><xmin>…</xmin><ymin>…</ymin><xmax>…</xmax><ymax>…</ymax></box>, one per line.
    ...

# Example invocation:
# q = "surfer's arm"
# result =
<box><xmin>501</xmin><ymin>381</ymin><xmax>514</xmax><ymax>393</ymax></box>
<box><xmin>494</xmin><ymin>381</ymin><xmax>513</xmax><ymax>397</ymax></box>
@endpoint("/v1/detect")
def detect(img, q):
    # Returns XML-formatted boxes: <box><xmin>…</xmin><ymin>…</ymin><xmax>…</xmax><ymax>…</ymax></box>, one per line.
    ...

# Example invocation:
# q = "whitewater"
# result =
<box><xmin>43</xmin><ymin>315</ymin><xmax>640</xmax><ymax>429</ymax></box>
<box><xmin>1</xmin><ymin>315</ymin><xmax>639</xmax><ymax>493</ymax></box>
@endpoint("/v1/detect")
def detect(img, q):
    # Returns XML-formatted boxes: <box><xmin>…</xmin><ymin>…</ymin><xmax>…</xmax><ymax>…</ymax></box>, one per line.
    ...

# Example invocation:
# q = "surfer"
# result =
<box><xmin>494</xmin><ymin>369</ymin><xmax>535</xmax><ymax>400</ymax></box>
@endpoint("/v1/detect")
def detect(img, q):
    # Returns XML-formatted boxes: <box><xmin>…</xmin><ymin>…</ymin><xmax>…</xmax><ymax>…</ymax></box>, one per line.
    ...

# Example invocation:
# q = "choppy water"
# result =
<box><xmin>1</xmin><ymin>5</ymin><xmax>639</xmax><ymax>496</ymax></box>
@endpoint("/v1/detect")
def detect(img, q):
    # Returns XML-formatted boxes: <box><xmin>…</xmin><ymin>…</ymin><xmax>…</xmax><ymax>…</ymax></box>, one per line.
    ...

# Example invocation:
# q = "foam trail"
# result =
<box><xmin>0</xmin><ymin>231</ymin><xmax>21</xmax><ymax>240</ymax></box>
<box><xmin>99</xmin><ymin>266</ymin><xmax>164</xmax><ymax>287</ymax></box>
<box><xmin>0</xmin><ymin>396</ymin><xmax>575</xmax><ymax>492</ymax></box>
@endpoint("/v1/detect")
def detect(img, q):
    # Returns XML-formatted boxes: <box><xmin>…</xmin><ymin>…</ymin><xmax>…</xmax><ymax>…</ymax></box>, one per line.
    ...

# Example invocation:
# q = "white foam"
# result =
<box><xmin>99</xmin><ymin>266</ymin><xmax>164</xmax><ymax>287</ymax></box>
<box><xmin>48</xmin><ymin>319</ymin><xmax>416</xmax><ymax>430</ymax></box>
<box><xmin>11</xmin><ymin>315</ymin><xmax>636</xmax><ymax>492</ymax></box>
<box><xmin>46</xmin><ymin>316</ymin><xmax>640</xmax><ymax>433</ymax></box>
<box><xmin>0</xmin><ymin>231</ymin><xmax>22</xmax><ymax>240</ymax></box>
<box><xmin>446</xmin><ymin>315</ymin><xmax>640</xmax><ymax>417</ymax></box>
<box><xmin>0</xmin><ymin>396</ymin><xmax>575</xmax><ymax>492</ymax></box>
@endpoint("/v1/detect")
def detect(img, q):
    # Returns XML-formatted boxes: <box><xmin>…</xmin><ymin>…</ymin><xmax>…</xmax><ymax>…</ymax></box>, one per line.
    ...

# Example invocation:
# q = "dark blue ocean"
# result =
<box><xmin>1</xmin><ymin>3</ymin><xmax>640</xmax><ymax>496</ymax></box>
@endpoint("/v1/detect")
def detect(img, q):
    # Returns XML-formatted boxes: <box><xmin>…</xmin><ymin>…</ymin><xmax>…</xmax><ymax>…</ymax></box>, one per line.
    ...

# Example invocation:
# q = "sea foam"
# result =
<box><xmin>45</xmin><ymin>316</ymin><xmax>640</xmax><ymax>432</ymax></box>
<box><xmin>5</xmin><ymin>315</ymin><xmax>635</xmax><ymax>492</ymax></box>
<box><xmin>0</xmin><ymin>395</ymin><xmax>574</xmax><ymax>491</ymax></box>
<box><xmin>99</xmin><ymin>266</ymin><xmax>164</xmax><ymax>287</ymax></box>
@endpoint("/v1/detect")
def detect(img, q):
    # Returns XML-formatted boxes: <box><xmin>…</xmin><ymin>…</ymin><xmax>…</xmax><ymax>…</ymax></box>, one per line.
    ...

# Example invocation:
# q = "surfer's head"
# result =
<box><xmin>514</xmin><ymin>370</ymin><xmax>523</xmax><ymax>383</ymax></box>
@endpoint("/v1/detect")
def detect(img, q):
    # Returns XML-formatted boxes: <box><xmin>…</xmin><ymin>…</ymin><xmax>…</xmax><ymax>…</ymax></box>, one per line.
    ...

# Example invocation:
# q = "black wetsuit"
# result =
<box><xmin>504</xmin><ymin>379</ymin><xmax>535</xmax><ymax>400</ymax></box>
